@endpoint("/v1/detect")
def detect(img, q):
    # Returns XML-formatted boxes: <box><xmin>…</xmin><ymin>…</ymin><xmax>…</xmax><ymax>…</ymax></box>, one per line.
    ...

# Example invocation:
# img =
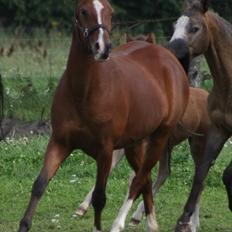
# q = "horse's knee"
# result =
<box><xmin>32</xmin><ymin>175</ymin><xmax>48</xmax><ymax>198</ymax></box>
<box><xmin>92</xmin><ymin>188</ymin><xmax>106</xmax><ymax>212</ymax></box>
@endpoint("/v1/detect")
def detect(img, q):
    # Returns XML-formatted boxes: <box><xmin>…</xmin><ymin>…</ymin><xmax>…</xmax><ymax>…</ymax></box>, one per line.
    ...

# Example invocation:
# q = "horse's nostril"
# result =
<box><xmin>95</xmin><ymin>42</ymin><xmax>100</xmax><ymax>51</ymax></box>
<box><xmin>106</xmin><ymin>43</ymin><xmax>112</xmax><ymax>53</ymax></box>
<box><xmin>108</xmin><ymin>42</ymin><xmax>112</xmax><ymax>50</ymax></box>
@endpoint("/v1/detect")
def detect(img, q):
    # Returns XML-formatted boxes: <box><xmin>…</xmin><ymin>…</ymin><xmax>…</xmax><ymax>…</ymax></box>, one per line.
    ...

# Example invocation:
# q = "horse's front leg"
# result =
<box><xmin>223</xmin><ymin>160</ymin><xmax>232</xmax><ymax>211</ymax></box>
<box><xmin>175</xmin><ymin>125</ymin><xmax>229</xmax><ymax>232</ymax></box>
<box><xmin>130</xmin><ymin>145</ymin><xmax>172</xmax><ymax>225</ymax></box>
<box><xmin>76</xmin><ymin>149</ymin><xmax>124</xmax><ymax>216</ymax></box>
<box><xmin>18</xmin><ymin>138</ymin><xmax>71</xmax><ymax>232</ymax></box>
<box><xmin>92</xmin><ymin>143</ymin><xmax>113</xmax><ymax>232</ymax></box>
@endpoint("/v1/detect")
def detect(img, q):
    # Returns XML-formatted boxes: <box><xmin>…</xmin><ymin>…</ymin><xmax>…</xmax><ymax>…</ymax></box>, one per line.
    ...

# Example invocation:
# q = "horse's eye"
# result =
<box><xmin>190</xmin><ymin>26</ymin><xmax>200</xmax><ymax>33</ymax></box>
<box><xmin>81</xmin><ymin>9</ymin><xmax>88</xmax><ymax>17</ymax></box>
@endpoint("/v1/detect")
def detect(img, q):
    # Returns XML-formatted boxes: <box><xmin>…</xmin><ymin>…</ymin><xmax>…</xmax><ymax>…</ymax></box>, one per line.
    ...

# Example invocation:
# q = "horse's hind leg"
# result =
<box><xmin>111</xmin><ymin>141</ymin><xmax>145</xmax><ymax>232</ymax></box>
<box><xmin>111</xmin><ymin>131</ymin><xmax>170</xmax><ymax>232</ymax></box>
<box><xmin>223</xmin><ymin>160</ymin><xmax>232</xmax><ymax>211</ymax></box>
<box><xmin>175</xmin><ymin>125</ymin><xmax>229</xmax><ymax>232</ymax></box>
<box><xmin>76</xmin><ymin>149</ymin><xmax>124</xmax><ymax>216</ymax></box>
<box><xmin>18</xmin><ymin>138</ymin><xmax>71</xmax><ymax>232</ymax></box>
<box><xmin>130</xmin><ymin>144</ymin><xmax>172</xmax><ymax>225</ymax></box>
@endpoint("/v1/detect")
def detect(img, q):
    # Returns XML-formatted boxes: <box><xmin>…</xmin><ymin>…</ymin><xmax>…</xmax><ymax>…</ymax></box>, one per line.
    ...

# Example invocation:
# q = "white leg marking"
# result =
<box><xmin>111</xmin><ymin>149</ymin><xmax>124</xmax><ymax>171</ymax></box>
<box><xmin>110</xmin><ymin>199</ymin><xmax>133</xmax><ymax>232</ymax></box>
<box><xmin>131</xmin><ymin>201</ymin><xmax>145</xmax><ymax>224</ymax></box>
<box><xmin>189</xmin><ymin>203</ymin><xmax>200</xmax><ymax>232</ymax></box>
<box><xmin>76</xmin><ymin>187</ymin><xmax>94</xmax><ymax>216</ymax></box>
<box><xmin>93</xmin><ymin>0</ymin><xmax>105</xmax><ymax>59</ymax></box>
<box><xmin>77</xmin><ymin>149</ymin><xmax>123</xmax><ymax>215</ymax></box>
<box><xmin>147</xmin><ymin>210</ymin><xmax>159</xmax><ymax>232</ymax></box>
<box><xmin>93</xmin><ymin>227</ymin><xmax>102</xmax><ymax>232</ymax></box>
<box><xmin>170</xmin><ymin>16</ymin><xmax>190</xmax><ymax>42</ymax></box>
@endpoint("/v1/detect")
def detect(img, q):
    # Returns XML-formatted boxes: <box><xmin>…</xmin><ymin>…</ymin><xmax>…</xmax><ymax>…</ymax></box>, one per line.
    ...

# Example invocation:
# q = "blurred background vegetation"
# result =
<box><xmin>0</xmin><ymin>0</ymin><xmax>231</xmax><ymax>36</ymax></box>
<box><xmin>0</xmin><ymin>0</ymin><xmax>231</xmax><ymax>122</ymax></box>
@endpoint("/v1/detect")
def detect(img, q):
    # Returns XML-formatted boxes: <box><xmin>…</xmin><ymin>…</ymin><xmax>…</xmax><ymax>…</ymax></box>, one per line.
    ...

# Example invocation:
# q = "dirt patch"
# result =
<box><xmin>0</xmin><ymin>118</ymin><xmax>51</xmax><ymax>139</ymax></box>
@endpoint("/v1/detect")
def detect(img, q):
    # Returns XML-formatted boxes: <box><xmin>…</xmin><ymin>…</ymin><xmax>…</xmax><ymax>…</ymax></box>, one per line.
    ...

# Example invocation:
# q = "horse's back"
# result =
<box><xmin>111</xmin><ymin>41</ymin><xmax>189</xmax><ymax>134</ymax></box>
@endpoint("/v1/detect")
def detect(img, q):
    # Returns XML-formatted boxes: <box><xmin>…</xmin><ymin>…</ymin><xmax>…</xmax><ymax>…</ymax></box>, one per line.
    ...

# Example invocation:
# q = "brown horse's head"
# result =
<box><xmin>75</xmin><ymin>0</ymin><xmax>113</xmax><ymax>61</ymax></box>
<box><xmin>169</xmin><ymin>0</ymin><xmax>211</xmax><ymax>58</ymax></box>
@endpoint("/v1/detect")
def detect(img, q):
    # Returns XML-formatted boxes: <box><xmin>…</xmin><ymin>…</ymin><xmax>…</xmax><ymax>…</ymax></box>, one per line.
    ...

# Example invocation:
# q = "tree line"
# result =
<box><xmin>0</xmin><ymin>0</ymin><xmax>231</xmax><ymax>37</ymax></box>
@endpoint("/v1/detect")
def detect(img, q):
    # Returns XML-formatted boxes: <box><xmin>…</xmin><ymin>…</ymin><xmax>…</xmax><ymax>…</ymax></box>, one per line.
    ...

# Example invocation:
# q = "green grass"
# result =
<box><xmin>0</xmin><ymin>31</ymin><xmax>70</xmax><ymax>121</ymax></box>
<box><xmin>0</xmin><ymin>136</ymin><xmax>232</xmax><ymax>232</ymax></box>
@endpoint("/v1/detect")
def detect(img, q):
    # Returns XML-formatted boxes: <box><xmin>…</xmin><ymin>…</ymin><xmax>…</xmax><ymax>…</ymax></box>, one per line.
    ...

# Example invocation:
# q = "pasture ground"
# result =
<box><xmin>0</xmin><ymin>136</ymin><xmax>232</xmax><ymax>232</ymax></box>
<box><xmin>0</xmin><ymin>31</ymin><xmax>231</xmax><ymax>232</ymax></box>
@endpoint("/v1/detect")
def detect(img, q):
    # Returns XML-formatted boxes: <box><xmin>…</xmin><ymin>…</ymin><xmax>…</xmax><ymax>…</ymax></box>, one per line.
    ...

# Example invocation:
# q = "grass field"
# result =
<box><xmin>0</xmin><ymin>31</ymin><xmax>231</xmax><ymax>232</ymax></box>
<box><xmin>0</xmin><ymin>136</ymin><xmax>232</xmax><ymax>232</ymax></box>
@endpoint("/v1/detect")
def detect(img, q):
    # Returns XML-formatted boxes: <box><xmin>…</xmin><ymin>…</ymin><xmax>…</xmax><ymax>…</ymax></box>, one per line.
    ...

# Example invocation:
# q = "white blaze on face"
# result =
<box><xmin>93</xmin><ymin>0</ymin><xmax>105</xmax><ymax>56</ymax></box>
<box><xmin>170</xmin><ymin>16</ymin><xmax>190</xmax><ymax>42</ymax></box>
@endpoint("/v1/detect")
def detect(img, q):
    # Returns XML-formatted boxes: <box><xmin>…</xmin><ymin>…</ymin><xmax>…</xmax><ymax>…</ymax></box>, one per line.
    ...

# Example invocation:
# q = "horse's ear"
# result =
<box><xmin>183</xmin><ymin>0</ymin><xmax>210</xmax><ymax>14</ymax></box>
<box><xmin>126</xmin><ymin>33</ymin><xmax>133</xmax><ymax>42</ymax></box>
<box><xmin>146</xmin><ymin>33</ymin><xmax>156</xmax><ymax>44</ymax></box>
<box><xmin>200</xmin><ymin>0</ymin><xmax>210</xmax><ymax>13</ymax></box>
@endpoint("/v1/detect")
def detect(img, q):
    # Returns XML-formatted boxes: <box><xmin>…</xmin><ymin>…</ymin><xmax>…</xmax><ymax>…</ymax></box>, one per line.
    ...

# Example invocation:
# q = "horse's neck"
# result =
<box><xmin>205</xmin><ymin>13</ymin><xmax>232</xmax><ymax>92</ymax></box>
<box><xmin>66</xmin><ymin>33</ymin><xmax>98</xmax><ymax>101</ymax></box>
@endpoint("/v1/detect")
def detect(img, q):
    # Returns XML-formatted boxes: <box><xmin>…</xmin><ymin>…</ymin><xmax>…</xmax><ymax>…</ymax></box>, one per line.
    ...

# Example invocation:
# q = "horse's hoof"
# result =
<box><xmin>18</xmin><ymin>220</ymin><xmax>31</xmax><ymax>232</ymax></box>
<box><xmin>175</xmin><ymin>222</ymin><xmax>193</xmax><ymax>232</ymax></box>
<box><xmin>110</xmin><ymin>222</ymin><xmax>124</xmax><ymax>232</ymax></box>
<box><xmin>129</xmin><ymin>218</ymin><xmax>141</xmax><ymax>226</ymax></box>
<box><xmin>18</xmin><ymin>225</ymin><xmax>29</xmax><ymax>232</ymax></box>
<box><xmin>75</xmin><ymin>206</ymin><xmax>87</xmax><ymax>216</ymax></box>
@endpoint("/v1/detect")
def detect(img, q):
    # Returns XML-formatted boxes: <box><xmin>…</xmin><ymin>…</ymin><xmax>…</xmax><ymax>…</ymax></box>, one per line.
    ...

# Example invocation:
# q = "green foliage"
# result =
<box><xmin>0</xmin><ymin>0</ymin><xmax>231</xmax><ymax>36</ymax></box>
<box><xmin>0</xmin><ymin>0</ymin><xmax>76</xmax><ymax>30</ymax></box>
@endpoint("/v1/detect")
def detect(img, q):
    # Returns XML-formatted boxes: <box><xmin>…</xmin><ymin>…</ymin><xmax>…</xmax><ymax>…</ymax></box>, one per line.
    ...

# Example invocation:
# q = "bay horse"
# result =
<box><xmin>76</xmin><ymin>35</ymin><xmax>211</xmax><ymax>231</ymax></box>
<box><xmin>169</xmin><ymin>0</ymin><xmax>232</xmax><ymax>231</ymax></box>
<box><xmin>17</xmin><ymin>0</ymin><xmax>189</xmax><ymax>232</ymax></box>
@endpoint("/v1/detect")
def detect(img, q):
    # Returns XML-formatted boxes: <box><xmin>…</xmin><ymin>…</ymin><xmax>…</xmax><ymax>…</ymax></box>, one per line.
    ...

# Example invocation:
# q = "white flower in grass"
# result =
<box><xmin>51</xmin><ymin>218</ymin><xmax>59</xmax><ymax>223</ymax></box>
<box><xmin>70</xmin><ymin>179</ymin><xmax>78</xmax><ymax>183</ymax></box>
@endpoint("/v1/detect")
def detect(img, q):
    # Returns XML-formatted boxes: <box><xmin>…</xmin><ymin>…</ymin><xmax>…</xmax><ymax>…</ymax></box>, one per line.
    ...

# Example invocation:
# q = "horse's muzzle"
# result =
<box><xmin>168</xmin><ymin>39</ymin><xmax>190</xmax><ymax>73</ymax></box>
<box><xmin>94</xmin><ymin>42</ymin><xmax>112</xmax><ymax>61</ymax></box>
